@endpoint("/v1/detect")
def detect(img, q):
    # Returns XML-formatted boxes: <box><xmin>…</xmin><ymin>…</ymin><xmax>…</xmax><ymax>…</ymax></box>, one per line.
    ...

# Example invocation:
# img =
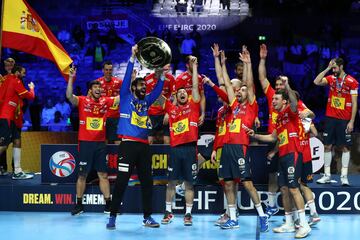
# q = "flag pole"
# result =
<box><xmin>0</xmin><ymin>0</ymin><xmax>5</xmax><ymax>61</ymax></box>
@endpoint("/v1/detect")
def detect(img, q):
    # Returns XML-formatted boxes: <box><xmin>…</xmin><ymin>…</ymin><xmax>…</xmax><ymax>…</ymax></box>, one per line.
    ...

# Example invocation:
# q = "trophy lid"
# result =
<box><xmin>136</xmin><ymin>37</ymin><xmax>172</xmax><ymax>69</ymax></box>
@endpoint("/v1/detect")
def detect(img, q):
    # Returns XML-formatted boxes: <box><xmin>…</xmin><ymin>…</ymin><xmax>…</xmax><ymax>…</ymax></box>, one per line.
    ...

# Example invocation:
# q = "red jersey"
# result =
<box><xmin>145</xmin><ymin>72</ymin><xmax>174</xmax><ymax>116</ymax></box>
<box><xmin>14</xmin><ymin>98</ymin><xmax>24</xmax><ymax>129</ymax></box>
<box><xmin>0</xmin><ymin>75</ymin><xmax>34</xmax><ymax>122</ymax></box>
<box><xmin>325</xmin><ymin>74</ymin><xmax>358</xmax><ymax>120</ymax></box>
<box><xmin>264</xmin><ymin>84</ymin><xmax>277</xmax><ymax>133</ymax></box>
<box><xmin>78</xmin><ymin>96</ymin><xmax>115</xmax><ymax>141</ymax></box>
<box><xmin>224</xmin><ymin>99</ymin><xmax>257</xmax><ymax>145</ymax></box>
<box><xmin>172</xmin><ymin>71</ymin><xmax>204</xmax><ymax>96</ymax></box>
<box><xmin>298</xmin><ymin>121</ymin><xmax>311</xmax><ymax>163</ymax></box>
<box><xmin>165</xmin><ymin>99</ymin><xmax>200</xmax><ymax>147</ymax></box>
<box><xmin>98</xmin><ymin>76</ymin><xmax>122</xmax><ymax>118</ymax></box>
<box><xmin>297</xmin><ymin>100</ymin><xmax>312</xmax><ymax>163</ymax></box>
<box><xmin>213</xmin><ymin>104</ymin><xmax>231</xmax><ymax>150</ymax></box>
<box><xmin>275</xmin><ymin>105</ymin><xmax>301</xmax><ymax>157</ymax></box>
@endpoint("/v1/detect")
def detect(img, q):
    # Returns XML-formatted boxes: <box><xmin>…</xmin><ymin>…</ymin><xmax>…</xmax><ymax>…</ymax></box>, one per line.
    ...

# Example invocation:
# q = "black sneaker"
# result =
<box><xmin>184</xmin><ymin>213</ymin><xmax>193</xmax><ymax>226</ymax></box>
<box><xmin>104</xmin><ymin>201</ymin><xmax>111</xmax><ymax>214</ymax></box>
<box><xmin>71</xmin><ymin>204</ymin><xmax>84</xmax><ymax>216</ymax></box>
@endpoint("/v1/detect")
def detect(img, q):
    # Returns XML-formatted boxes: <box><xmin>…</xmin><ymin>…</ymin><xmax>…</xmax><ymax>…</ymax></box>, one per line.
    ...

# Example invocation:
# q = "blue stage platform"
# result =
<box><xmin>1</xmin><ymin>174</ymin><xmax>359</xmax><ymax>214</ymax></box>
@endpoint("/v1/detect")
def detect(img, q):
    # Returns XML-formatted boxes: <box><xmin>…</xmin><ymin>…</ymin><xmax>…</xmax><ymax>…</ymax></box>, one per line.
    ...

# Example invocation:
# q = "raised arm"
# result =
<box><xmin>66</xmin><ymin>67</ymin><xmax>78</xmax><ymax>106</ymax></box>
<box><xmin>258</xmin><ymin>44</ymin><xmax>271</xmax><ymax>92</ymax></box>
<box><xmin>190</xmin><ymin>57</ymin><xmax>200</xmax><ymax>103</ymax></box>
<box><xmin>120</xmin><ymin>45</ymin><xmax>137</xmax><ymax>96</ymax></box>
<box><xmin>203</xmin><ymin>76</ymin><xmax>229</xmax><ymax>103</ymax></box>
<box><xmin>284</xmin><ymin>77</ymin><xmax>297</xmax><ymax>113</ymax></box>
<box><xmin>240</xmin><ymin>46</ymin><xmax>255</xmax><ymax>103</ymax></box>
<box><xmin>313</xmin><ymin>59</ymin><xmax>334</xmax><ymax>86</ymax></box>
<box><xmin>211</xmin><ymin>43</ymin><xmax>224</xmax><ymax>86</ymax></box>
<box><xmin>221</xmin><ymin>50</ymin><xmax>235</xmax><ymax>103</ymax></box>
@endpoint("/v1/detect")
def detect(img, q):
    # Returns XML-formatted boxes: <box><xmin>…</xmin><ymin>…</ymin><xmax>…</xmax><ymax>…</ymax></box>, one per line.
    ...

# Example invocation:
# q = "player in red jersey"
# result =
<box><xmin>218</xmin><ymin>50</ymin><xmax>269</xmax><ymax>231</ymax></box>
<box><xmin>145</xmin><ymin>67</ymin><xmax>174</xmax><ymax>144</ymax></box>
<box><xmin>67</xmin><ymin>68</ymin><xmax>119</xmax><ymax>216</ymax></box>
<box><xmin>248</xmin><ymin>79</ymin><xmax>311</xmax><ymax>238</ymax></box>
<box><xmin>0</xmin><ymin>64</ymin><xmax>34</xmax><ymax>179</ymax></box>
<box><xmin>258</xmin><ymin>44</ymin><xmax>316</xmax><ymax>218</ymax></box>
<box><xmin>298</xmin><ymin>117</ymin><xmax>321</xmax><ymax>226</ymax></box>
<box><xmin>97</xmin><ymin>61</ymin><xmax>122</xmax><ymax>144</ymax></box>
<box><xmin>0</xmin><ymin>65</ymin><xmax>35</xmax><ymax>166</ymax></box>
<box><xmin>0</xmin><ymin>58</ymin><xmax>16</xmax><ymax>176</ymax></box>
<box><xmin>204</xmin><ymin>44</ymin><xmax>240</xmax><ymax>226</ymax></box>
<box><xmin>314</xmin><ymin>58</ymin><xmax>358</xmax><ymax>185</ymax></box>
<box><xmin>173</xmin><ymin>55</ymin><xmax>206</xmax><ymax>126</ymax></box>
<box><xmin>160</xmin><ymin>56</ymin><xmax>200</xmax><ymax>226</ymax></box>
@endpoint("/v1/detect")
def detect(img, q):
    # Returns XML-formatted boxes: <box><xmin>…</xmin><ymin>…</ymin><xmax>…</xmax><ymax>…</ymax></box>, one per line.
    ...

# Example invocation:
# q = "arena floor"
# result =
<box><xmin>1</xmin><ymin>212</ymin><xmax>359</xmax><ymax>240</ymax></box>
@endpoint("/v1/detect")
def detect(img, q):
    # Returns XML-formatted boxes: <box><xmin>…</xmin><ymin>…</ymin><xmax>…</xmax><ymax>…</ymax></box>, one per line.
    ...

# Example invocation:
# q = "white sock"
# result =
<box><xmin>268</xmin><ymin>192</ymin><xmax>277</xmax><ymax>207</ymax></box>
<box><xmin>292</xmin><ymin>208</ymin><xmax>299</xmax><ymax>220</ymax></box>
<box><xmin>298</xmin><ymin>209</ymin><xmax>307</xmax><ymax>226</ymax></box>
<box><xmin>228</xmin><ymin>204</ymin><xmax>237</xmax><ymax>220</ymax></box>
<box><xmin>13</xmin><ymin>147</ymin><xmax>22</xmax><ymax>174</ymax></box>
<box><xmin>324</xmin><ymin>151</ymin><xmax>332</xmax><ymax>176</ymax></box>
<box><xmin>285</xmin><ymin>212</ymin><xmax>294</xmax><ymax>225</ymax></box>
<box><xmin>166</xmin><ymin>202</ymin><xmax>172</xmax><ymax>213</ymax></box>
<box><xmin>341</xmin><ymin>152</ymin><xmax>350</xmax><ymax>176</ymax></box>
<box><xmin>185</xmin><ymin>203</ymin><xmax>193</xmax><ymax>215</ymax></box>
<box><xmin>255</xmin><ymin>203</ymin><xmax>265</xmax><ymax>217</ymax></box>
<box><xmin>307</xmin><ymin>200</ymin><xmax>317</xmax><ymax>215</ymax></box>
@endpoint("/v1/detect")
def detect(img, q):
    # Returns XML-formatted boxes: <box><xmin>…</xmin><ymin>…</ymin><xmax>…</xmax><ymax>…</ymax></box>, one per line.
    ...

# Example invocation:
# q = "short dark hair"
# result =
<box><xmin>275</xmin><ymin>89</ymin><xmax>289</xmax><ymax>101</ymax></box>
<box><xmin>87</xmin><ymin>80</ymin><xmax>101</xmax><ymax>90</ymax></box>
<box><xmin>131</xmin><ymin>77</ymin><xmax>145</xmax><ymax>89</ymax></box>
<box><xmin>11</xmin><ymin>65</ymin><xmax>23</xmax><ymax>74</ymax></box>
<box><xmin>235</xmin><ymin>61</ymin><xmax>244</xmax><ymax>69</ymax></box>
<box><xmin>334</xmin><ymin>57</ymin><xmax>344</xmax><ymax>67</ymax></box>
<box><xmin>102</xmin><ymin>60</ymin><xmax>113</xmax><ymax>68</ymax></box>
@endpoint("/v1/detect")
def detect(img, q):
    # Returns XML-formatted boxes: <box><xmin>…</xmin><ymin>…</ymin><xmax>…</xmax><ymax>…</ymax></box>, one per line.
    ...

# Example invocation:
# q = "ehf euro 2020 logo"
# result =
<box><xmin>49</xmin><ymin>151</ymin><xmax>76</xmax><ymax>177</ymax></box>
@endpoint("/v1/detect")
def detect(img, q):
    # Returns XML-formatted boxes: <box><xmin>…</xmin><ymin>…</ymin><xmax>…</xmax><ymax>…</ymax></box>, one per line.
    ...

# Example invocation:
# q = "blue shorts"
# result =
<box><xmin>78</xmin><ymin>141</ymin><xmax>107</xmax><ymax>175</ymax></box>
<box><xmin>278</xmin><ymin>152</ymin><xmax>302</xmax><ymax>188</ymax></box>
<box><xmin>323</xmin><ymin>117</ymin><xmax>352</xmax><ymax>146</ymax></box>
<box><xmin>168</xmin><ymin>142</ymin><xmax>197</xmax><ymax>182</ymax></box>
<box><xmin>218</xmin><ymin>144</ymin><xmax>251</xmax><ymax>180</ymax></box>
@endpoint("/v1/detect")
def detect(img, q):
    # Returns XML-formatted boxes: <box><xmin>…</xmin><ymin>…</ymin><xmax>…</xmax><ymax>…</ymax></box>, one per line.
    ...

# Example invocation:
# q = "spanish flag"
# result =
<box><xmin>1</xmin><ymin>0</ymin><xmax>73</xmax><ymax>78</ymax></box>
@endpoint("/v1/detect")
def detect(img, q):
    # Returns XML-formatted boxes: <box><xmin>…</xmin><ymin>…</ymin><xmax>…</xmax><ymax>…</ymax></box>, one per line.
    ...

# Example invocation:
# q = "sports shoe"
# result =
<box><xmin>295</xmin><ymin>224</ymin><xmax>311</xmax><ymax>238</ymax></box>
<box><xmin>294</xmin><ymin>218</ymin><xmax>300</xmax><ymax>229</ymax></box>
<box><xmin>0</xmin><ymin>166</ymin><xmax>9</xmax><ymax>176</ymax></box>
<box><xmin>316</xmin><ymin>174</ymin><xmax>331</xmax><ymax>184</ymax></box>
<box><xmin>71</xmin><ymin>204</ymin><xmax>84</xmax><ymax>216</ymax></box>
<box><xmin>259</xmin><ymin>215</ymin><xmax>269</xmax><ymax>232</ymax></box>
<box><xmin>184</xmin><ymin>213</ymin><xmax>193</xmax><ymax>226</ymax></box>
<box><xmin>106</xmin><ymin>216</ymin><xmax>116</xmax><ymax>230</ymax></box>
<box><xmin>104</xmin><ymin>201</ymin><xmax>111</xmax><ymax>214</ymax></box>
<box><xmin>308</xmin><ymin>213</ymin><xmax>321</xmax><ymax>226</ymax></box>
<box><xmin>143</xmin><ymin>216</ymin><xmax>160</xmax><ymax>228</ymax></box>
<box><xmin>265</xmin><ymin>206</ymin><xmax>279</xmax><ymax>218</ymax></box>
<box><xmin>273</xmin><ymin>223</ymin><xmax>296</xmax><ymax>233</ymax></box>
<box><xmin>220</xmin><ymin>219</ymin><xmax>239</xmax><ymax>229</ymax></box>
<box><xmin>214</xmin><ymin>213</ymin><xmax>229</xmax><ymax>226</ymax></box>
<box><xmin>175</xmin><ymin>183</ymin><xmax>185</xmax><ymax>197</ymax></box>
<box><xmin>161</xmin><ymin>211</ymin><xmax>174</xmax><ymax>224</ymax></box>
<box><xmin>12</xmin><ymin>171</ymin><xmax>34</xmax><ymax>180</ymax></box>
<box><xmin>340</xmin><ymin>175</ymin><xmax>350</xmax><ymax>186</ymax></box>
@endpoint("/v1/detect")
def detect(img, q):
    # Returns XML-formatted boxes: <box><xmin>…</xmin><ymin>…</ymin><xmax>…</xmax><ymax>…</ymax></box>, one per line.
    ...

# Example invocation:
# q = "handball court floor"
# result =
<box><xmin>1</xmin><ymin>174</ymin><xmax>360</xmax><ymax>239</ymax></box>
<box><xmin>0</xmin><ymin>212</ymin><xmax>359</xmax><ymax>240</ymax></box>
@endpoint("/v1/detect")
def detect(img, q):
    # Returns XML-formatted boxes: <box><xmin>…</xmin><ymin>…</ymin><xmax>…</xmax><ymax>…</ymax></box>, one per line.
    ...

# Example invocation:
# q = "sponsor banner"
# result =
<box><xmin>310</xmin><ymin>137</ymin><xmax>325</xmax><ymax>173</ymax></box>
<box><xmin>1</xmin><ymin>184</ymin><xmax>359</xmax><ymax>214</ymax></box>
<box><xmin>41</xmin><ymin>143</ymin><xmax>269</xmax><ymax>184</ymax></box>
<box><xmin>150</xmin><ymin>16</ymin><xmax>242</xmax><ymax>33</ymax></box>
<box><xmin>86</xmin><ymin>15</ymin><xmax>129</xmax><ymax>31</ymax></box>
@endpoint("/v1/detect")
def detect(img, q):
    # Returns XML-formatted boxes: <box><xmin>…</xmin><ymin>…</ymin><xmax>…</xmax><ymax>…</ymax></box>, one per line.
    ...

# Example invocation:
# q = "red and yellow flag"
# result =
<box><xmin>1</xmin><ymin>0</ymin><xmax>73</xmax><ymax>78</ymax></box>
